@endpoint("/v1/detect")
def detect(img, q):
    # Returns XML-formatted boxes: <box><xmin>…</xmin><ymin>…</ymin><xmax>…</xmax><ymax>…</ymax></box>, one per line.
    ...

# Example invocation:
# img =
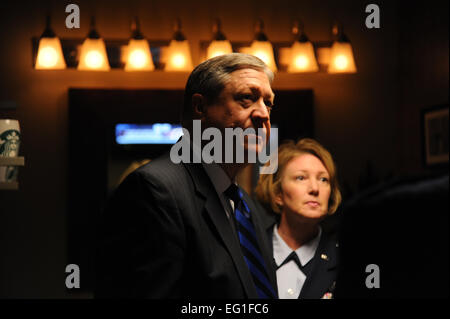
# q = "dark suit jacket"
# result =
<box><xmin>95</xmin><ymin>151</ymin><xmax>277</xmax><ymax>298</ymax></box>
<box><xmin>258</xmin><ymin>203</ymin><xmax>339</xmax><ymax>299</ymax></box>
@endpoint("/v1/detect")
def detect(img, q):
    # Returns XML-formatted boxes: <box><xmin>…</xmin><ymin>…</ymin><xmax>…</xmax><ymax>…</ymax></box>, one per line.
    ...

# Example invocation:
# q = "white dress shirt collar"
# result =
<box><xmin>273</xmin><ymin>224</ymin><xmax>322</xmax><ymax>268</ymax></box>
<box><xmin>202</xmin><ymin>162</ymin><xmax>238</xmax><ymax>219</ymax></box>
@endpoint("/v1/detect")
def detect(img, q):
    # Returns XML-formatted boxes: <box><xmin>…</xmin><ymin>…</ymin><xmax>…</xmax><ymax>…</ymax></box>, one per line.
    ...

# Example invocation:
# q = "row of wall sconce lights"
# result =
<box><xmin>33</xmin><ymin>16</ymin><xmax>357</xmax><ymax>73</ymax></box>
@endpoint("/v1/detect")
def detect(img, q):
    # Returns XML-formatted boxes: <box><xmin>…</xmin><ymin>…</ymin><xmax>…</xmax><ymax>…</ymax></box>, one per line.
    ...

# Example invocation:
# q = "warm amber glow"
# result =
<box><xmin>254</xmin><ymin>50</ymin><xmax>270</xmax><ymax>64</ymax></box>
<box><xmin>287</xmin><ymin>41</ymin><xmax>318</xmax><ymax>73</ymax></box>
<box><xmin>328</xmin><ymin>41</ymin><xmax>356</xmax><ymax>73</ymax></box>
<box><xmin>130</xmin><ymin>50</ymin><xmax>147</xmax><ymax>67</ymax></box>
<box><xmin>247</xmin><ymin>41</ymin><xmax>277</xmax><ymax>72</ymax></box>
<box><xmin>211</xmin><ymin>51</ymin><xmax>225</xmax><ymax>58</ymax></box>
<box><xmin>296</xmin><ymin>55</ymin><xmax>308</xmax><ymax>68</ymax></box>
<box><xmin>334</xmin><ymin>55</ymin><xmax>348</xmax><ymax>70</ymax></box>
<box><xmin>172</xmin><ymin>54</ymin><xmax>186</xmax><ymax>68</ymax></box>
<box><xmin>165</xmin><ymin>40</ymin><xmax>193</xmax><ymax>71</ymax></box>
<box><xmin>38</xmin><ymin>47</ymin><xmax>57</xmax><ymax>67</ymax></box>
<box><xmin>85</xmin><ymin>51</ymin><xmax>103</xmax><ymax>68</ymax></box>
<box><xmin>297</xmin><ymin>56</ymin><xmax>309</xmax><ymax>68</ymax></box>
<box><xmin>35</xmin><ymin>37</ymin><xmax>66</xmax><ymax>70</ymax></box>
<box><xmin>77</xmin><ymin>38</ymin><xmax>110</xmax><ymax>71</ymax></box>
<box><xmin>125</xmin><ymin>39</ymin><xmax>154</xmax><ymax>71</ymax></box>
<box><xmin>206</xmin><ymin>40</ymin><xmax>233</xmax><ymax>59</ymax></box>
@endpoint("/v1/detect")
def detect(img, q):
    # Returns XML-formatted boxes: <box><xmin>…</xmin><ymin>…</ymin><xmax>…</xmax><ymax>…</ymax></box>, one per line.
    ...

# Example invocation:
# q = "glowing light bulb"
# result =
<box><xmin>165</xmin><ymin>40</ymin><xmax>193</xmax><ymax>71</ymax></box>
<box><xmin>287</xmin><ymin>41</ymin><xmax>318</xmax><ymax>73</ymax></box>
<box><xmin>206</xmin><ymin>40</ymin><xmax>232</xmax><ymax>60</ymax></box>
<box><xmin>85</xmin><ymin>51</ymin><xmax>103</xmax><ymax>69</ymax></box>
<box><xmin>37</xmin><ymin>47</ymin><xmax>58</xmax><ymax>68</ymax></box>
<box><xmin>129</xmin><ymin>49</ymin><xmax>147</xmax><ymax>68</ymax></box>
<box><xmin>172</xmin><ymin>54</ymin><xmax>186</xmax><ymax>68</ymax></box>
<box><xmin>245</xmin><ymin>40</ymin><xmax>277</xmax><ymax>72</ymax></box>
<box><xmin>35</xmin><ymin>37</ymin><xmax>66</xmax><ymax>70</ymax></box>
<box><xmin>77</xmin><ymin>38</ymin><xmax>110</xmax><ymax>71</ymax></box>
<box><xmin>254</xmin><ymin>51</ymin><xmax>269</xmax><ymax>65</ymax></box>
<box><xmin>327</xmin><ymin>41</ymin><xmax>356</xmax><ymax>73</ymax></box>
<box><xmin>294</xmin><ymin>55</ymin><xmax>309</xmax><ymax>69</ymax></box>
<box><xmin>210</xmin><ymin>51</ymin><xmax>224</xmax><ymax>58</ymax></box>
<box><xmin>125</xmin><ymin>39</ymin><xmax>154</xmax><ymax>71</ymax></box>
<box><xmin>334</xmin><ymin>55</ymin><xmax>348</xmax><ymax>70</ymax></box>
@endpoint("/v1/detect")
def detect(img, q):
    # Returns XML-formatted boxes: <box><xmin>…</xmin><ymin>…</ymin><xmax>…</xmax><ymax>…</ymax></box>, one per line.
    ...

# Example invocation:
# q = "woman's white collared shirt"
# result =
<box><xmin>273</xmin><ymin>225</ymin><xmax>322</xmax><ymax>299</ymax></box>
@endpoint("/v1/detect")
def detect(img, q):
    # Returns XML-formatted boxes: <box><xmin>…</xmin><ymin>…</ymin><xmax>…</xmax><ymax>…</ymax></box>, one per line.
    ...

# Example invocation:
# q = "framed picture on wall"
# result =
<box><xmin>422</xmin><ymin>104</ymin><xmax>449</xmax><ymax>166</ymax></box>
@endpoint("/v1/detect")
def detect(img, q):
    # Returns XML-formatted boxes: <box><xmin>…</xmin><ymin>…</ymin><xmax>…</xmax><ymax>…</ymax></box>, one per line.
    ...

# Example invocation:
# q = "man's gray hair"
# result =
<box><xmin>181</xmin><ymin>53</ymin><xmax>274</xmax><ymax>129</ymax></box>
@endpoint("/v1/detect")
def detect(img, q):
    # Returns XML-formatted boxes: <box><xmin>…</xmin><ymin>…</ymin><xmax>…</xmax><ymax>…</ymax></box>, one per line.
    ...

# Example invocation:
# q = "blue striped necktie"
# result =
<box><xmin>225</xmin><ymin>184</ymin><xmax>277</xmax><ymax>299</ymax></box>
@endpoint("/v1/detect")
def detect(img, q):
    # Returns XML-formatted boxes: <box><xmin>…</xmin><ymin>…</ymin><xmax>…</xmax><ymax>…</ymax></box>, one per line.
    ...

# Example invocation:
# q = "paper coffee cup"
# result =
<box><xmin>0</xmin><ymin>119</ymin><xmax>21</xmax><ymax>182</ymax></box>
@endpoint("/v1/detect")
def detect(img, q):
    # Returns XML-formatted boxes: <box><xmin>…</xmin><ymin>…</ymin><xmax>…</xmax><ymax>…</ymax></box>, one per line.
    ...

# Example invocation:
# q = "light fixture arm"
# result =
<box><xmin>87</xmin><ymin>16</ymin><xmax>101</xmax><ymax>39</ymax></box>
<box><xmin>131</xmin><ymin>17</ymin><xmax>145</xmax><ymax>40</ymax></box>
<box><xmin>40</xmin><ymin>16</ymin><xmax>56</xmax><ymax>38</ymax></box>
<box><xmin>332</xmin><ymin>22</ymin><xmax>350</xmax><ymax>43</ymax></box>
<box><xmin>292</xmin><ymin>20</ymin><xmax>309</xmax><ymax>43</ymax></box>
<box><xmin>212</xmin><ymin>19</ymin><xmax>227</xmax><ymax>41</ymax></box>
<box><xmin>172</xmin><ymin>18</ymin><xmax>186</xmax><ymax>41</ymax></box>
<box><xmin>254</xmin><ymin>19</ymin><xmax>269</xmax><ymax>41</ymax></box>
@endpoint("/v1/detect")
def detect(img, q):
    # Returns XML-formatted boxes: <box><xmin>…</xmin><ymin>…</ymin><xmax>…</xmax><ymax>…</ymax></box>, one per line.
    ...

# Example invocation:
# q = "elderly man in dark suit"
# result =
<box><xmin>96</xmin><ymin>53</ymin><xmax>278</xmax><ymax>298</ymax></box>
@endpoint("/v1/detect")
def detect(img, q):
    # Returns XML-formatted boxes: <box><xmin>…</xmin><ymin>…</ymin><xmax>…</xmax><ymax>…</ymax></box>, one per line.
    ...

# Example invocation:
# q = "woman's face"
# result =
<box><xmin>276</xmin><ymin>153</ymin><xmax>331</xmax><ymax>221</ymax></box>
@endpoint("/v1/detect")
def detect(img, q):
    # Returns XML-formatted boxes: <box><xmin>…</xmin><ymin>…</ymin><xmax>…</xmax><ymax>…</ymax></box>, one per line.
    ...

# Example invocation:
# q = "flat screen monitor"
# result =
<box><xmin>115</xmin><ymin>123</ymin><xmax>183</xmax><ymax>145</ymax></box>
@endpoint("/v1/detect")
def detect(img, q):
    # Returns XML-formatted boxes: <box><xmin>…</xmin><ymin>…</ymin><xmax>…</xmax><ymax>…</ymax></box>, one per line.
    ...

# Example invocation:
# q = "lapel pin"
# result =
<box><xmin>321</xmin><ymin>254</ymin><xmax>329</xmax><ymax>261</ymax></box>
<box><xmin>321</xmin><ymin>292</ymin><xmax>333</xmax><ymax>299</ymax></box>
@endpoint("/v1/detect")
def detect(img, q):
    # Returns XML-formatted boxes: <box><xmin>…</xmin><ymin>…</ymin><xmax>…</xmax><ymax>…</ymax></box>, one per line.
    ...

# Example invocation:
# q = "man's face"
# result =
<box><xmin>201</xmin><ymin>68</ymin><xmax>274</xmax><ymax>156</ymax></box>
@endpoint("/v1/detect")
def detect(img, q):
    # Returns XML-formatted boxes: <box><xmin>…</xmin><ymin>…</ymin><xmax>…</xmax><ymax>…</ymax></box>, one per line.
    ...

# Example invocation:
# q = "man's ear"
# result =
<box><xmin>192</xmin><ymin>93</ymin><xmax>206</xmax><ymax>119</ymax></box>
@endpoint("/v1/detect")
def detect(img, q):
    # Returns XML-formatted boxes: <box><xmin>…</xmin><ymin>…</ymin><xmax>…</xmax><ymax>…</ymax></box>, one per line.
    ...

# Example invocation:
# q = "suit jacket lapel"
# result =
<box><xmin>184</xmin><ymin>162</ymin><xmax>258</xmax><ymax>298</ymax></box>
<box><xmin>299</xmin><ymin>230</ymin><xmax>338</xmax><ymax>299</ymax></box>
<box><xmin>260</xmin><ymin>206</ymin><xmax>278</xmax><ymax>254</ymax></box>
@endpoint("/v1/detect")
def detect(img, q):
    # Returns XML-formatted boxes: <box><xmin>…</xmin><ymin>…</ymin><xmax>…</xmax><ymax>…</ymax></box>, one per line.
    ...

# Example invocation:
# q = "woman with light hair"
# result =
<box><xmin>255</xmin><ymin>138</ymin><xmax>342</xmax><ymax>299</ymax></box>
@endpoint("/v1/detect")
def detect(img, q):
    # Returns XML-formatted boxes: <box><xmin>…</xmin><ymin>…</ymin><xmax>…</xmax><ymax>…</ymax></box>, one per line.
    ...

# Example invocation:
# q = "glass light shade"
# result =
<box><xmin>77</xmin><ymin>38</ymin><xmax>110</xmax><ymax>71</ymax></box>
<box><xmin>287</xmin><ymin>41</ymin><xmax>318</xmax><ymax>73</ymax></box>
<box><xmin>249</xmin><ymin>40</ymin><xmax>277</xmax><ymax>72</ymax></box>
<box><xmin>35</xmin><ymin>37</ymin><xmax>66</xmax><ymax>69</ymax></box>
<box><xmin>125</xmin><ymin>39</ymin><xmax>154</xmax><ymax>71</ymax></box>
<box><xmin>328</xmin><ymin>41</ymin><xmax>357</xmax><ymax>73</ymax></box>
<box><xmin>206</xmin><ymin>40</ymin><xmax>232</xmax><ymax>59</ymax></box>
<box><xmin>165</xmin><ymin>40</ymin><xmax>193</xmax><ymax>72</ymax></box>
